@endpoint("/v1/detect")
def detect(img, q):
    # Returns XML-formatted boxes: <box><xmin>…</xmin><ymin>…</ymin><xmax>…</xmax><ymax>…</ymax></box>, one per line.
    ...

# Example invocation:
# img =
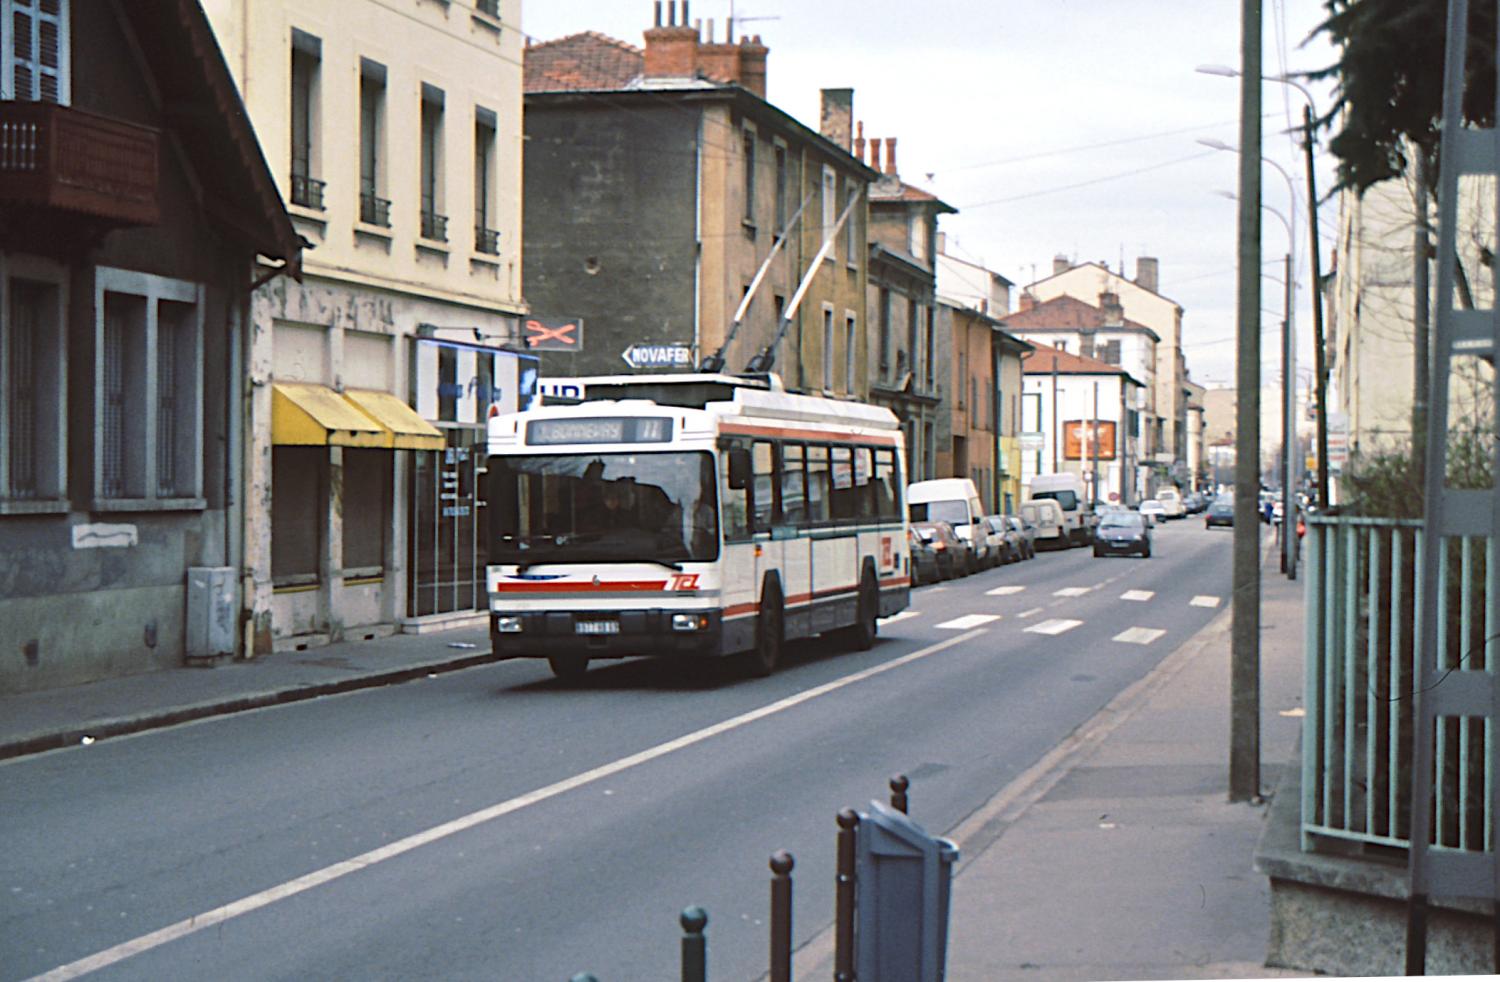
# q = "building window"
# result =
<box><xmin>4</xmin><ymin>0</ymin><xmax>67</xmax><ymax>104</ymax></box>
<box><xmin>1100</xmin><ymin>339</ymin><xmax>1121</xmax><ymax>365</ymax></box>
<box><xmin>1</xmin><ymin>265</ymin><xmax>65</xmax><ymax>504</ymax></box>
<box><xmin>343</xmin><ymin>449</ymin><xmax>390</xmax><ymax>574</ymax></box>
<box><xmin>420</xmin><ymin>83</ymin><xmax>446</xmax><ymax>241</ymax></box>
<box><xmin>844</xmin><ymin>185</ymin><xmax>859</xmax><ymax>266</ymax></box>
<box><xmin>289</xmin><ymin>30</ymin><xmax>323</xmax><ymax>210</ymax></box>
<box><xmin>742</xmin><ymin>128</ymin><xmax>756</xmax><ymax>224</ymax></box>
<box><xmin>878</xmin><ymin>288</ymin><xmax>891</xmax><ymax>375</ymax></box>
<box><xmin>476</xmin><ymin>0</ymin><xmax>501</xmax><ymax>16</ymax></box>
<box><xmin>359</xmin><ymin>58</ymin><xmax>389</xmax><ymax>227</ymax></box>
<box><xmin>845</xmin><ymin>314</ymin><xmax>856</xmax><ymax>395</ymax></box>
<box><xmin>94</xmin><ymin>268</ymin><xmax>203</xmax><ymax>507</ymax></box>
<box><xmin>957</xmin><ymin>352</ymin><xmax>967</xmax><ymax>408</ymax></box>
<box><xmin>773</xmin><ymin>144</ymin><xmax>787</xmax><ymax>234</ymax></box>
<box><xmin>922</xmin><ymin>307</ymin><xmax>935</xmax><ymax>391</ymax></box>
<box><xmin>906</xmin><ymin>297</ymin><xmax>919</xmax><ymax>381</ymax></box>
<box><xmin>272</xmin><ymin>446</ymin><xmax>321</xmax><ymax>587</ymax></box>
<box><xmin>909</xmin><ymin>213</ymin><xmax>928</xmax><ymax>263</ymax></box>
<box><xmin>821</xmin><ymin>165</ymin><xmax>836</xmax><ymax>237</ymax></box>
<box><xmin>475</xmin><ymin>107</ymin><xmax>499</xmax><ymax>254</ymax></box>
<box><xmin>822</xmin><ymin>308</ymin><xmax>834</xmax><ymax>391</ymax></box>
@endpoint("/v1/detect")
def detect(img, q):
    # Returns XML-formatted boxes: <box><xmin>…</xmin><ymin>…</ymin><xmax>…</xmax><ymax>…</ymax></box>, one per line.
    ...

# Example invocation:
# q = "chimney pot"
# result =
<box><xmin>654</xmin><ymin>0</ymin><xmax>662</xmax><ymax>27</ymax></box>
<box><xmin>869</xmin><ymin>137</ymin><xmax>881</xmax><ymax>173</ymax></box>
<box><xmin>853</xmin><ymin>120</ymin><xmax>866</xmax><ymax>161</ymax></box>
<box><xmin>883</xmin><ymin>137</ymin><xmax>897</xmax><ymax>175</ymax></box>
<box><xmin>1135</xmin><ymin>256</ymin><xmax>1160</xmax><ymax>294</ymax></box>
<box><xmin>682</xmin><ymin>1</ymin><xmax>690</xmax><ymax>25</ymax></box>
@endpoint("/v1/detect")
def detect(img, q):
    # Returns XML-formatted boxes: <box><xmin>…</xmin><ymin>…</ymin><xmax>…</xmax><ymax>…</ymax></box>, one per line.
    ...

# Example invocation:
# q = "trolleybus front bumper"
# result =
<box><xmin>490</xmin><ymin>608</ymin><xmax>729</xmax><ymax>659</ymax></box>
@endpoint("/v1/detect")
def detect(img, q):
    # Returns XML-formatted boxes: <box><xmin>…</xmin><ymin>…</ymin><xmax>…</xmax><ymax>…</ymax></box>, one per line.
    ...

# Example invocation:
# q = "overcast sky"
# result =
<box><xmin>520</xmin><ymin>1</ymin><xmax>1342</xmax><ymax>390</ymax></box>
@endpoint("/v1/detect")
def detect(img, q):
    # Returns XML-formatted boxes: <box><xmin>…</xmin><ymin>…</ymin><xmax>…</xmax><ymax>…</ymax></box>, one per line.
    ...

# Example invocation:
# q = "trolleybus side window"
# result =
<box><xmin>830</xmin><ymin>445</ymin><xmax>855</xmax><ymax>523</ymax></box>
<box><xmin>752</xmin><ymin>440</ymin><xmax>778</xmax><ymax>532</ymax></box>
<box><xmin>781</xmin><ymin>443</ymin><xmax>806</xmax><ymax>525</ymax></box>
<box><xmin>873</xmin><ymin>447</ymin><xmax>902</xmax><ymax>521</ymax></box>
<box><xmin>806</xmin><ymin>444</ymin><xmax>831</xmax><ymax>525</ymax></box>
<box><xmin>851</xmin><ymin>446</ymin><xmax>875</xmax><ymax>520</ymax></box>
<box><xmin>719</xmin><ymin>441</ymin><xmax>752</xmax><ymax>542</ymax></box>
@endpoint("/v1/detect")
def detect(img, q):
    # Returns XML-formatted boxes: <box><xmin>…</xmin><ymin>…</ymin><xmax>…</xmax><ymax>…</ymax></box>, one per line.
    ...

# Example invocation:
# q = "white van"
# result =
<box><xmin>1020</xmin><ymin>499</ymin><xmax>1067</xmax><ymax>549</ymax></box>
<box><xmin>908</xmin><ymin>478</ymin><xmax>988</xmax><ymax>572</ymax></box>
<box><xmin>1155</xmin><ymin>487</ymin><xmax>1185</xmax><ymax>519</ymax></box>
<box><xmin>1025</xmin><ymin>474</ymin><xmax>1095</xmax><ymax>546</ymax></box>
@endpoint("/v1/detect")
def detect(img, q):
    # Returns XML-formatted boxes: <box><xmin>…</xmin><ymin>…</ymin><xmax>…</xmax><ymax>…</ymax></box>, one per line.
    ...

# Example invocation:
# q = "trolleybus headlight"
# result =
<box><xmin>495</xmin><ymin>615</ymin><xmax>523</xmax><ymax>633</ymax></box>
<box><xmin>671</xmin><ymin>613</ymin><xmax>708</xmax><ymax>632</ymax></box>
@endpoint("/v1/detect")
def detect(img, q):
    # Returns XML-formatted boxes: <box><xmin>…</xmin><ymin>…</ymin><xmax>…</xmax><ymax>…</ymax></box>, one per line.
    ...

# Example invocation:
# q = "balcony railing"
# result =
<box><xmin>1302</xmin><ymin>515</ymin><xmax>1496</xmax><ymax>858</ymax></box>
<box><xmin>0</xmin><ymin>101</ymin><xmax>159</xmax><ymax>226</ymax></box>
<box><xmin>475</xmin><ymin>225</ymin><xmax>500</xmax><ymax>255</ymax></box>
<box><xmin>290</xmin><ymin>173</ymin><xmax>325</xmax><ymax>211</ymax></box>
<box><xmin>360</xmin><ymin>192</ymin><xmax>391</xmax><ymax>228</ymax></box>
<box><xmin>421</xmin><ymin>209</ymin><xmax>448</xmax><ymax>242</ymax></box>
<box><xmin>476</xmin><ymin>0</ymin><xmax>501</xmax><ymax>16</ymax></box>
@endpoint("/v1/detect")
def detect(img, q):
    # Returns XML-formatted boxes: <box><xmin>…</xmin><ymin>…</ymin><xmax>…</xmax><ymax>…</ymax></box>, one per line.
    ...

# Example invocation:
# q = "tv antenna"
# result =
<box><xmin>726</xmin><ymin>1</ymin><xmax>779</xmax><ymax>39</ymax></box>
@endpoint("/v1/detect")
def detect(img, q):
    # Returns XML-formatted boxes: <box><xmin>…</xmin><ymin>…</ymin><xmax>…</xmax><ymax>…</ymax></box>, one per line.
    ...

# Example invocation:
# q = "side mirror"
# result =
<box><xmin>727</xmin><ymin>447</ymin><xmax>752</xmax><ymax>490</ymax></box>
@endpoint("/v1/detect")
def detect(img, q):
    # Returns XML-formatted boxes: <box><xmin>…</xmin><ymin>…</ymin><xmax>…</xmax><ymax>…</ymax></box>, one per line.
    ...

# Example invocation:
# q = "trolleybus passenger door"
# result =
<box><xmin>810</xmin><ymin>445</ymin><xmax>856</xmax><ymax>633</ymax></box>
<box><xmin>719</xmin><ymin>442</ymin><xmax>759</xmax><ymax>652</ymax></box>
<box><xmin>776</xmin><ymin>443</ymin><xmax>813</xmax><ymax>639</ymax></box>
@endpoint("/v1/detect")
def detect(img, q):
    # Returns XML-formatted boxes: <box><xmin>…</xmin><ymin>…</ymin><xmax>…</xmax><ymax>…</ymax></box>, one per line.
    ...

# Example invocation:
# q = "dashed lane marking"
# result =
<box><xmin>1112</xmin><ymin>627</ymin><xmax>1168</xmax><ymax>645</ymax></box>
<box><xmin>936</xmin><ymin>614</ymin><xmax>1001</xmax><ymax>630</ymax></box>
<box><xmin>1120</xmin><ymin>590</ymin><xmax>1155</xmax><ymax>602</ymax></box>
<box><xmin>1024</xmin><ymin>618</ymin><xmax>1083</xmax><ymax>636</ymax></box>
<box><xmin>986</xmin><ymin>585</ymin><xmax>1026</xmax><ymax>596</ymax></box>
<box><xmin>1052</xmin><ymin>587</ymin><xmax>1091</xmax><ymax>597</ymax></box>
<box><xmin>1190</xmin><ymin>595</ymin><xmax>1222</xmax><ymax>608</ymax></box>
<box><xmin>1017</xmin><ymin>607</ymin><xmax>1044</xmax><ymax>619</ymax></box>
<box><xmin>878</xmin><ymin>611</ymin><xmax>920</xmax><ymax>626</ymax></box>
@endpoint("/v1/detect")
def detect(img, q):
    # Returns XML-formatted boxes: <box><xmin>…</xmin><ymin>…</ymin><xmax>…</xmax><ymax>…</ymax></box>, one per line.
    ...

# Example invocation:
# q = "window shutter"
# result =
<box><xmin>7</xmin><ymin>0</ymin><xmax>66</xmax><ymax>104</ymax></box>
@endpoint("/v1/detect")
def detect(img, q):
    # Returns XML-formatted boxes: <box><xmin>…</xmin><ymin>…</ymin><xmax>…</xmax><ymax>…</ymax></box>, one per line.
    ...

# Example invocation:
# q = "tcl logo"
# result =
<box><xmin>670</xmin><ymin>573</ymin><xmax>701</xmax><ymax>592</ymax></box>
<box><xmin>881</xmin><ymin>536</ymin><xmax>893</xmax><ymax>568</ymax></box>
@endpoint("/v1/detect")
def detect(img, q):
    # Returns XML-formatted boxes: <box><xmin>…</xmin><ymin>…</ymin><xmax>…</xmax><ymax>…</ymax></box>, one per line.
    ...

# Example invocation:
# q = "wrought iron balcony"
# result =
<box><xmin>290</xmin><ymin>172</ymin><xmax>325</xmax><ymax>210</ymax></box>
<box><xmin>421</xmin><ymin>209</ymin><xmax>448</xmax><ymax>242</ymax></box>
<box><xmin>475</xmin><ymin>225</ymin><xmax>500</xmax><ymax>255</ymax></box>
<box><xmin>0</xmin><ymin>101</ymin><xmax>159</xmax><ymax>226</ymax></box>
<box><xmin>360</xmin><ymin>192</ymin><xmax>391</xmax><ymax>227</ymax></box>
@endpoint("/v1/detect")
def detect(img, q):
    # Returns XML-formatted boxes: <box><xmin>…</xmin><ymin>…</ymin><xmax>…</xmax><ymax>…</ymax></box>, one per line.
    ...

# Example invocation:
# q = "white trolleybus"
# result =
<box><xmin>484</xmin><ymin>373</ymin><xmax>910</xmax><ymax>680</ymax></box>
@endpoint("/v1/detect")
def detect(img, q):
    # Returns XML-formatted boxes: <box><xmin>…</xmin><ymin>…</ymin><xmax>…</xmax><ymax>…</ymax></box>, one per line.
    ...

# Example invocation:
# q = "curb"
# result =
<box><xmin>0</xmin><ymin>650</ymin><xmax>505</xmax><ymax>762</ymax></box>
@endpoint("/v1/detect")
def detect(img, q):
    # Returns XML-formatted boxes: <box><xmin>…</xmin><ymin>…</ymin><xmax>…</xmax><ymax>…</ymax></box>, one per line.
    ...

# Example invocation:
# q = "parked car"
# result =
<box><xmin>1027</xmin><ymin>473</ymin><xmax>1096</xmax><ymax>546</ymax></box>
<box><xmin>909</xmin><ymin>478</ymin><xmax>987</xmax><ymax>573</ymax></box>
<box><xmin>1007</xmin><ymin>514</ymin><xmax>1037</xmax><ymax>559</ymax></box>
<box><xmin>1138</xmin><ymin>499</ymin><xmax>1166</xmax><ymax>525</ymax></box>
<box><xmin>1094</xmin><ymin>510</ymin><xmax>1152</xmax><ymax>558</ymax></box>
<box><xmin>969</xmin><ymin>511</ymin><xmax>1007</xmax><ymax>569</ymax></box>
<box><xmin>1020</xmin><ymin>499</ymin><xmax>1068</xmax><ymax>549</ymax></box>
<box><xmin>910</xmin><ymin>520</ymin><xmax>963</xmax><ymax>582</ymax></box>
<box><xmin>1205</xmin><ymin>497</ymin><xmax>1234</xmax><ymax>528</ymax></box>
<box><xmin>982</xmin><ymin>515</ymin><xmax>1022</xmax><ymax>564</ymax></box>
<box><xmin>1155</xmin><ymin>487</ymin><xmax>1186</xmax><ymax>519</ymax></box>
<box><xmin>1184</xmin><ymin>492</ymin><xmax>1207</xmax><ymax>514</ymax></box>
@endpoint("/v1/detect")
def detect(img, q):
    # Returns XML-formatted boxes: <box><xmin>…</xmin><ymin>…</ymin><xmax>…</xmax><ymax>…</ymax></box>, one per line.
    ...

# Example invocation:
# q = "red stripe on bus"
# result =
<box><xmin>719</xmin><ymin>423</ymin><xmax>900</xmax><ymax>446</ymax></box>
<box><xmin>490</xmin><ymin>580</ymin><xmax>669</xmax><ymax>593</ymax></box>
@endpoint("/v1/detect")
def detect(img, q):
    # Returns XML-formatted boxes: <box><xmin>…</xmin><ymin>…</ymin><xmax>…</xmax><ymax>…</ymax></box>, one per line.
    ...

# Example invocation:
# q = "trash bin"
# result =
<box><xmin>854</xmin><ymin>800</ymin><xmax>960</xmax><ymax>981</ymax></box>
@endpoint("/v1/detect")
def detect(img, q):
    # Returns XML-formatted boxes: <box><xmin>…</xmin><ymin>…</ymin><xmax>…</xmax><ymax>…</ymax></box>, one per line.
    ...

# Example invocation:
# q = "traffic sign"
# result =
<box><xmin>621</xmin><ymin>343</ymin><xmax>693</xmax><ymax>370</ymax></box>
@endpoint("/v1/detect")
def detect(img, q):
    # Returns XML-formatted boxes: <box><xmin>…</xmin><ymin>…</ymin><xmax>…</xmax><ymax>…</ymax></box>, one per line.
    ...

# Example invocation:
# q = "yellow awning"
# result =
<box><xmin>344</xmin><ymin>389</ymin><xmax>445</xmax><ymax>451</ymax></box>
<box><xmin>271</xmin><ymin>382</ymin><xmax>387</xmax><ymax>448</ymax></box>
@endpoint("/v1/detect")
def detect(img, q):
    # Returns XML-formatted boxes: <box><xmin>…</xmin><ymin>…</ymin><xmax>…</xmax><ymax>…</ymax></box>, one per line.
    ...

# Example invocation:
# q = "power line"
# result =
<box><xmin>959</xmin><ymin>150</ymin><xmax>1217</xmax><ymax>210</ymax></box>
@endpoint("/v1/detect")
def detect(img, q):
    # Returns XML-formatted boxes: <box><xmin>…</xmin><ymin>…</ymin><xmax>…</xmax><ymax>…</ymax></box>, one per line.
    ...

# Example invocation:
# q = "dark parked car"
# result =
<box><xmin>1093</xmin><ymin>511</ymin><xmax>1152</xmax><ymax>558</ymax></box>
<box><xmin>1206</xmin><ymin>497</ymin><xmax>1235</xmax><ymax>528</ymax></box>
<box><xmin>1005</xmin><ymin>515</ymin><xmax>1037</xmax><ymax>559</ymax></box>
<box><xmin>911</xmin><ymin>520</ymin><xmax>963</xmax><ymax>582</ymax></box>
<box><xmin>981</xmin><ymin>515</ymin><xmax>1020</xmax><ymax>563</ymax></box>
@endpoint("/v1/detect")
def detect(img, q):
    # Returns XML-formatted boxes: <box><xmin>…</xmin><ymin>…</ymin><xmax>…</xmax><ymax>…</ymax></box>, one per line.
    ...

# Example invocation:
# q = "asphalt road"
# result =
<box><xmin>2</xmin><ymin>518</ymin><xmax>1233</xmax><ymax>982</ymax></box>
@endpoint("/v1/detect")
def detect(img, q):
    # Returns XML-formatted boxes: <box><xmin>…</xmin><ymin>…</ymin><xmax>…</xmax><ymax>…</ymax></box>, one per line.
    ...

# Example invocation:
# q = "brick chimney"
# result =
<box><xmin>738</xmin><ymin>35</ymin><xmax>768</xmax><ymax>99</ymax></box>
<box><xmin>644</xmin><ymin>2</ymin><xmax>699</xmax><ymax>78</ymax></box>
<box><xmin>1135</xmin><ymin>255</ymin><xmax>1160</xmax><ymax>294</ymax></box>
<box><xmin>883</xmin><ymin>137</ymin><xmax>897</xmax><ymax>175</ymax></box>
<box><xmin>852</xmin><ymin>121</ymin><xmax>866</xmax><ymax>163</ymax></box>
<box><xmin>1018</xmin><ymin>292</ymin><xmax>1036</xmax><ymax>312</ymax></box>
<box><xmin>820</xmin><ymin>88</ymin><xmax>853</xmax><ymax>152</ymax></box>
<box><xmin>1053</xmin><ymin>254</ymin><xmax>1070</xmax><ymax>276</ymax></box>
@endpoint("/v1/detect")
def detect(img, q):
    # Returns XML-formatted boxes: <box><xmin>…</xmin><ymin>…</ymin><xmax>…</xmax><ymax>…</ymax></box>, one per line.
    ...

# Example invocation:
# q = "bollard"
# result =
<box><xmin>889</xmin><ymin>774</ymin><xmax>910</xmax><ymax>814</ymax></box>
<box><xmin>680</xmin><ymin>906</ymin><xmax>708</xmax><ymax>982</ymax></box>
<box><xmin>835</xmin><ymin>808</ymin><xmax>860</xmax><ymax>982</ymax></box>
<box><xmin>769</xmin><ymin>851</ymin><xmax>795</xmax><ymax>982</ymax></box>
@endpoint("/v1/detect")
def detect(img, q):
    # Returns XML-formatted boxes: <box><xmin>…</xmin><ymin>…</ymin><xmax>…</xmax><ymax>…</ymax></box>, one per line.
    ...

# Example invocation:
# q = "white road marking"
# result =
<box><xmin>1025</xmin><ymin>618</ymin><xmax>1083</xmax><ymax>636</ymax></box>
<box><xmin>24</xmin><ymin>629</ymin><xmax>987</xmax><ymax>982</ymax></box>
<box><xmin>1017</xmin><ymin>607</ymin><xmax>1044</xmax><ymax>619</ymax></box>
<box><xmin>1112</xmin><ymin>627</ymin><xmax>1167</xmax><ymax>645</ymax></box>
<box><xmin>1279</xmin><ymin>707</ymin><xmax>1306</xmax><ymax>718</ymax></box>
<box><xmin>1190</xmin><ymin>595</ymin><xmax>1222</xmax><ymax>608</ymax></box>
<box><xmin>986</xmin><ymin>585</ymin><xmax>1026</xmax><ymax>596</ymax></box>
<box><xmin>936</xmin><ymin>614</ymin><xmax>1001</xmax><ymax>630</ymax></box>
<box><xmin>1120</xmin><ymin>590</ymin><xmax>1155</xmax><ymax>602</ymax></box>
<box><xmin>878</xmin><ymin>610</ymin><xmax>920</xmax><ymax>625</ymax></box>
<box><xmin>1053</xmin><ymin>586</ymin><xmax>1091</xmax><ymax>597</ymax></box>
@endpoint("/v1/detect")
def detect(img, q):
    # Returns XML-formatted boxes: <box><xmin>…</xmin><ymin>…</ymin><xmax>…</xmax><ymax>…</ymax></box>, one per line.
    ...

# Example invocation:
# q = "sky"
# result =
<box><xmin>520</xmin><ymin>0</ymin><xmax>1343</xmax><ymax>391</ymax></box>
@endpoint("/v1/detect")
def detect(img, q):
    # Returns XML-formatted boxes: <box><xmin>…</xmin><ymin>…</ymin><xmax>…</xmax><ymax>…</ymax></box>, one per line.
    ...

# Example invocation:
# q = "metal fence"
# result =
<box><xmin>1302</xmin><ymin>515</ymin><xmax>1496</xmax><ymax>854</ymax></box>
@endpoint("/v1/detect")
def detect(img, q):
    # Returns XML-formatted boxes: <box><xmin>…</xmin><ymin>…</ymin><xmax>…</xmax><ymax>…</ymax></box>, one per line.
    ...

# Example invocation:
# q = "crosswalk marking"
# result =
<box><xmin>1017</xmin><ymin>607</ymin><xmax>1044</xmax><ymax>619</ymax></box>
<box><xmin>1025</xmin><ymin>618</ymin><xmax>1083</xmax><ymax>636</ymax></box>
<box><xmin>1121</xmin><ymin>590</ymin><xmax>1154</xmax><ymax>602</ymax></box>
<box><xmin>1190</xmin><ymin>595</ymin><xmax>1222</xmax><ymax>608</ymax></box>
<box><xmin>936</xmin><ymin>614</ymin><xmax>1001</xmax><ymax>630</ymax></box>
<box><xmin>878</xmin><ymin>610</ymin><xmax>920</xmax><ymax>626</ymax></box>
<box><xmin>1113</xmin><ymin>627</ymin><xmax>1167</xmax><ymax>645</ymax></box>
<box><xmin>1053</xmin><ymin>587</ymin><xmax>1091</xmax><ymax>597</ymax></box>
<box><xmin>986</xmin><ymin>585</ymin><xmax>1026</xmax><ymax>596</ymax></box>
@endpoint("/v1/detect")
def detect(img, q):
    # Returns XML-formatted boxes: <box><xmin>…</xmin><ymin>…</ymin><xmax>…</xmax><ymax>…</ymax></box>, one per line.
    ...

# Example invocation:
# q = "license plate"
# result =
<box><xmin>575</xmin><ymin>620</ymin><xmax>620</xmax><ymax>635</ymax></box>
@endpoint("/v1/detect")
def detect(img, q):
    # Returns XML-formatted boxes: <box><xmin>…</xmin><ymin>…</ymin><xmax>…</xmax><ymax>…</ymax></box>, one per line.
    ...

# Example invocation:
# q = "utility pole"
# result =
<box><xmin>1304</xmin><ymin>105</ymin><xmax>1329</xmax><ymax>510</ymax></box>
<box><xmin>1091</xmin><ymin>381</ymin><xmax>1101</xmax><ymax>506</ymax></box>
<box><xmin>1412</xmin><ymin>152</ymin><xmax>1431</xmax><ymax>477</ymax></box>
<box><xmin>1230</xmin><ymin>0</ymin><xmax>1262</xmax><ymax>802</ymax></box>
<box><xmin>1282</xmin><ymin>251</ymin><xmax>1296</xmax><ymax>579</ymax></box>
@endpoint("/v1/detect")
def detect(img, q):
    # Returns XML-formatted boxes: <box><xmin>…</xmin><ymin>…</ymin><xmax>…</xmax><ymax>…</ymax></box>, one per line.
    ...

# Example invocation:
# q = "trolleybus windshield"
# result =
<box><xmin>487</xmin><ymin>451</ymin><xmax>719</xmax><ymax>567</ymax></box>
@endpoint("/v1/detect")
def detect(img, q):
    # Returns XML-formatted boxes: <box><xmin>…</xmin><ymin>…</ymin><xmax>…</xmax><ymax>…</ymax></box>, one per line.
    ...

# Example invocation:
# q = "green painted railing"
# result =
<box><xmin>1301</xmin><ymin>515</ymin><xmax>1496</xmax><ymax>855</ymax></box>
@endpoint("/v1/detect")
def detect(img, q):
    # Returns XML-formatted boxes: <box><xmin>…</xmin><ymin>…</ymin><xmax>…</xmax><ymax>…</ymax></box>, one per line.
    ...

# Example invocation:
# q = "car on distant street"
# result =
<box><xmin>1093</xmin><ymin>510</ymin><xmax>1152</xmax><ymax>558</ymax></box>
<box><xmin>1205</xmin><ymin>497</ymin><xmax>1234</xmax><ymax>528</ymax></box>
<box><xmin>1006</xmin><ymin>515</ymin><xmax>1037</xmax><ymax>559</ymax></box>
<box><xmin>1138</xmin><ymin>499</ymin><xmax>1166</xmax><ymax>525</ymax></box>
<box><xmin>981</xmin><ymin>516</ymin><xmax>1018</xmax><ymax>564</ymax></box>
<box><xmin>910</xmin><ymin>520</ymin><xmax>963</xmax><ymax>582</ymax></box>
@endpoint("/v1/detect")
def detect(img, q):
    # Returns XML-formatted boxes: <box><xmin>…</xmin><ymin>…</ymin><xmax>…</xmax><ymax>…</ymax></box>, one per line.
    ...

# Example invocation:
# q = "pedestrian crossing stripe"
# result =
<box><xmin>1113</xmin><ymin>627</ymin><xmax>1167</xmax><ymax>645</ymax></box>
<box><xmin>1053</xmin><ymin>587</ymin><xmax>1091</xmax><ymax>597</ymax></box>
<box><xmin>986</xmin><ymin>585</ymin><xmax>1026</xmax><ymax>596</ymax></box>
<box><xmin>878</xmin><ymin>611</ymin><xmax>920</xmax><ymax>626</ymax></box>
<box><xmin>1121</xmin><ymin>590</ymin><xmax>1154</xmax><ymax>602</ymax></box>
<box><xmin>1190</xmin><ymin>595</ymin><xmax>1222</xmax><ymax>608</ymax></box>
<box><xmin>1024</xmin><ymin>618</ymin><xmax>1083</xmax><ymax>636</ymax></box>
<box><xmin>936</xmin><ymin>614</ymin><xmax>1001</xmax><ymax>630</ymax></box>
